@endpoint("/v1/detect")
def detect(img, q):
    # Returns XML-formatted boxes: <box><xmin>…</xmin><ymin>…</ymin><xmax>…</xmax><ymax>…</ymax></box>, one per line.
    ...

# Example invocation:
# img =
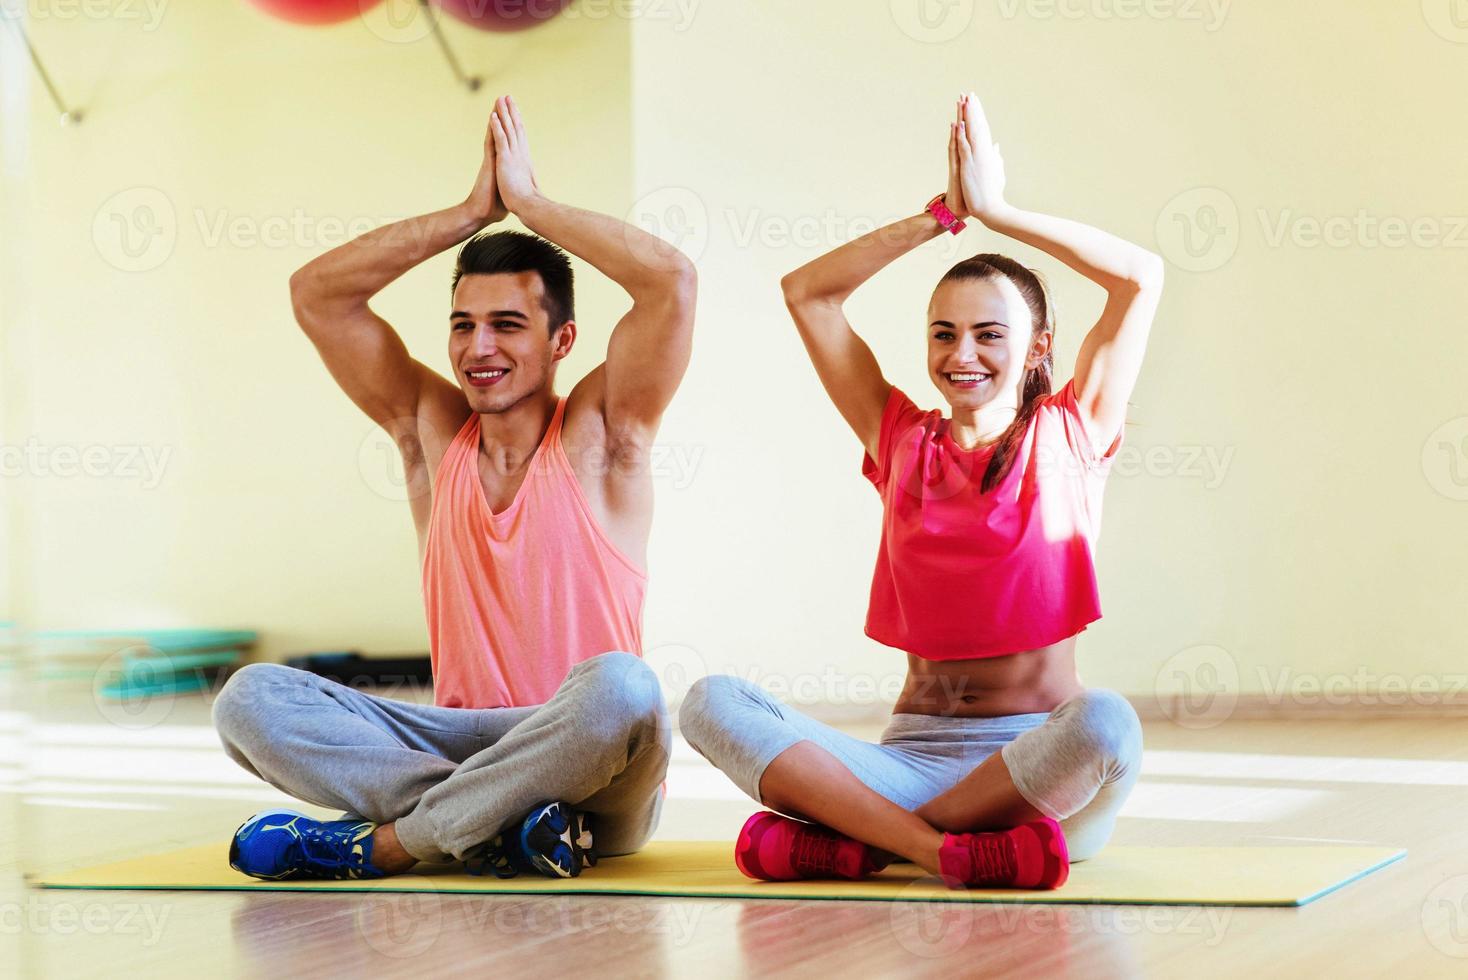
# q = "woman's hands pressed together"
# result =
<box><xmin>948</xmin><ymin>91</ymin><xmax>1010</xmax><ymax>225</ymax></box>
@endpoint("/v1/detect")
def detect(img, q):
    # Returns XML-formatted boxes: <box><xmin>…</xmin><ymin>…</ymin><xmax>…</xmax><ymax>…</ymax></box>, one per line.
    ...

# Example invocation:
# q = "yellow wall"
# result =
<box><xmin>5</xmin><ymin>2</ymin><xmax>1467</xmax><ymax>702</ymax></box>
<box><xmin>5</xmin><ymin>2</ymin><xmax>633</xmax><ymax>657</ymax></box>
<box><xmin>630</xmin><ymin>1</ymin><xmax>1468</xmax><ymax>704</ymax></box>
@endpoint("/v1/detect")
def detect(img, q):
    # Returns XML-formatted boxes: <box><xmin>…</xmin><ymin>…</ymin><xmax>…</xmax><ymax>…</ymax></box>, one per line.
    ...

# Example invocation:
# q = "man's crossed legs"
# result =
<box><xmin>212</xmin><ymin>651</ymin><xmax>669</xmax><ymax>879</ymax></box>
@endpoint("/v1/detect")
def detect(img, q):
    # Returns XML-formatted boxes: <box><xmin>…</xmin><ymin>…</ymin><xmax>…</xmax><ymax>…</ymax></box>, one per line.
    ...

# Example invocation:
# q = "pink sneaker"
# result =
<box><xmin>938</xmin><ymin>817</ymin><xmax>1070</xmax><ymax>890</ymax></box>
<box><xmin>734</xmin><ymin>811</ymin><xmax>885</xmax><ymax>881</ymax></box>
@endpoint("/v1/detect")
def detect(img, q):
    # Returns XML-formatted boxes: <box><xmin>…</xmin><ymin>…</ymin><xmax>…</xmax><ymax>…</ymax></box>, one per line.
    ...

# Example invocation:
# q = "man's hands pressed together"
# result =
<box><xmin>488</xmin><ymin>95</ymin><xmax>542</xmax><ymax>214</ymax></box>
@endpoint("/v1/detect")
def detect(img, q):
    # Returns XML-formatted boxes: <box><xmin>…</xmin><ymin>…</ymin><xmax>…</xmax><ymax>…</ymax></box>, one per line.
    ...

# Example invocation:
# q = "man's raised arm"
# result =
<box><xmin>288</xmin><ymin>117</ymin><xmax>509</xmax><ymax>427</ymax></box>
<box><xmin>489</xmin><ymin>95</ymin><xmax>696</xmax><ymax>438</ymax></box>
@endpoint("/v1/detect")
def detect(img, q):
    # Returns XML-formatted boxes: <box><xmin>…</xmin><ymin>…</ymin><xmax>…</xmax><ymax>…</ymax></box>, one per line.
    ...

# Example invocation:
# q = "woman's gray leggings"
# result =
<box><xmin>678</xmin><ymin>676</ymin><xmax>1143</xmax><ymax>861</ymax></box>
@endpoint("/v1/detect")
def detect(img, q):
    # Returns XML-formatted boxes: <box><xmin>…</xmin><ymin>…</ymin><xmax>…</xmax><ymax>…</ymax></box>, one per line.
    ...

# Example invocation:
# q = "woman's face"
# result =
<box><xmin>926</xmin><ymin>275</ymin><xmax>1045</xmax><ymax>412</ymax></box>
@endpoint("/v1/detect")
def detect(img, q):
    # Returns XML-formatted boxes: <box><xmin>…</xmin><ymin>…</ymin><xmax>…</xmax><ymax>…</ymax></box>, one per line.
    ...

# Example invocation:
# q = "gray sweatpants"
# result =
<box><xmin>212</xmin><ymin>651</ymin><xmax>670</xmax><ymax>864</ymax></box>
<box><xmin>679</xmin><ymin>676</ymin><xmax>1142</xmax><ymax>861</ymax></box>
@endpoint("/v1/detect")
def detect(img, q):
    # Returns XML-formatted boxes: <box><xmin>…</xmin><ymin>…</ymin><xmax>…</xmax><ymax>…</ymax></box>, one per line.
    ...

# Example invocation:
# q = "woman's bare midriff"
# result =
<box><xmin>892</xmin><ymin>634</ymin><xmax>1086</xmax><ymax>718</ymax></box>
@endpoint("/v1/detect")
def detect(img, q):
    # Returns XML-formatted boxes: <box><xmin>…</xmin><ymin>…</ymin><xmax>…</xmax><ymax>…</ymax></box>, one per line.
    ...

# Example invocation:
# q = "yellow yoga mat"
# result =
<box><xmin>32</xmin><ymin>841</ymin><xmax>1404</xmax><ymax>907</ymax></box>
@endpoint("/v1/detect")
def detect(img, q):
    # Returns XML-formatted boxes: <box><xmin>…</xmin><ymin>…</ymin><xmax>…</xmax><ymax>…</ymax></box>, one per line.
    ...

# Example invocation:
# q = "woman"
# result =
<box><xmin>680</xmin><ymin>92</ymin><xmax>1162</xmax><ymax>889</ymax></box>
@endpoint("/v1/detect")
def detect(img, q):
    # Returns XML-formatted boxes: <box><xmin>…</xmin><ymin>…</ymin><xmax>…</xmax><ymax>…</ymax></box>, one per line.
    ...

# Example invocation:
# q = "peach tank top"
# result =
<box><xmin>420</xmin><ymin>398</ymin><xmax>647</xmax><ymax>708</ymax></box>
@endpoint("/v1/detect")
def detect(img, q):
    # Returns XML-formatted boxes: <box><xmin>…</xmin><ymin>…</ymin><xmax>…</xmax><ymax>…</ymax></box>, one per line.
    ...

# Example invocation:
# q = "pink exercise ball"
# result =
<box><xmin>434</xmin><ymin>0</ymin><xmax>572</xmax><ymax>32</ymax></box>
<box><xmin>246</xmin><ymin>0</ymin><xmax>385</xmax><ymax>26</ymax></box>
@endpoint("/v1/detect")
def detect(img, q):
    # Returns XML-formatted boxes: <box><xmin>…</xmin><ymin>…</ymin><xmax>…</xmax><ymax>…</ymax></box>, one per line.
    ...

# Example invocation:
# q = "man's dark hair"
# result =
<box><xmin>451</xmin><ymin>230</ymin><xmax>575</xmax><ymax>332</ymax></box>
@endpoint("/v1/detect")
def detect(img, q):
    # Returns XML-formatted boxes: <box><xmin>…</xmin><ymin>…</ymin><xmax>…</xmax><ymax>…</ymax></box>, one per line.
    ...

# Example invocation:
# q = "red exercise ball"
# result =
<box><xmin>434</xmin><ymin>0</ymin><xmax>572</xmax><ymax>32</ymax></box>
<box><xmin>246</xmin><ymin>0</ymin><xmax>385</xmax><ymax>26</ymax></box>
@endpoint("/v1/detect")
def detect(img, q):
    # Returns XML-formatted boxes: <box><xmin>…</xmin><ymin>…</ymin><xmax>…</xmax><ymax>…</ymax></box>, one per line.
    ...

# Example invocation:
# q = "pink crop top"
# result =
<box><xmin>861</xmin><ymin>379</ymin><xmax>1123</xmax><ymax>660</ymax></box>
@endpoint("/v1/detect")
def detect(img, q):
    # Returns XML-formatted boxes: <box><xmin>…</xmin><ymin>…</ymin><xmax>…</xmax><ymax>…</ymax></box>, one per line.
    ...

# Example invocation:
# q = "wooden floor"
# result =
<box><xmin>7</xmin><ymin>674</ymin><xmax>1468</xmax><ymax>978</ymax></box>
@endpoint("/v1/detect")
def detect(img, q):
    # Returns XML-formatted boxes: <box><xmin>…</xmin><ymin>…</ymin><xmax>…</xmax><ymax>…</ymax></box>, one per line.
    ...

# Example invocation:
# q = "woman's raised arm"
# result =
<box><xmin>955</xmin><ymin>92</ymin><xmax>1164</xmax><ymax>450</ymax></box>
<box><xmin>780</xmin><ymin>114</ymin><xmax>973</xmax><ymax>457</ymax></box>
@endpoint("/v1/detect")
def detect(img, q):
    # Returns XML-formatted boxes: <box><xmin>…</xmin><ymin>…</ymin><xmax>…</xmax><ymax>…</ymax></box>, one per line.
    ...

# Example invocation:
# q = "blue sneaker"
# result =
<box><xmin>466</xmin><ymin>802</ymin><xmax>595</xmax><ymax>879</ymax></box>
<box><xmin>229</xmin><ymin>809</ymin><xmax>386</xmax><ymax>881</ymax></box>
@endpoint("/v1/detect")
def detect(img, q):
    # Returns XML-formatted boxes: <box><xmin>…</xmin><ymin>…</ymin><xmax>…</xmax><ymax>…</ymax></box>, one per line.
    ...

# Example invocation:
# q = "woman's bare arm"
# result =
<box><xmin>955</xmin><ymin>92</ymin><xmax>1163</xmax><ymax>448</ymax></box>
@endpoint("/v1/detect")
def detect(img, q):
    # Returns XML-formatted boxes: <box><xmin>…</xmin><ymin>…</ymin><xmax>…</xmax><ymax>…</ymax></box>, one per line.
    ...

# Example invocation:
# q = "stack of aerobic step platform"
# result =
<box><xmin>27</xmin><ymin>628</ymin><xmax>257</xmax><ymax>700</ymax></box>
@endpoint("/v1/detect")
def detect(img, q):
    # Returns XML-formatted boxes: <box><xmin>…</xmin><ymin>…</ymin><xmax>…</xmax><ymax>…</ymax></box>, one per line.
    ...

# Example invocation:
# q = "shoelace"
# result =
<box><xmin>967</xmin><ymin>832</ymin><xmax>1017</xmax><ymax>883</ymax></box>
<box><xmin>791</xmin><ymin>829</ymin><xmax>843</xmax><ymax>875</ymax></box>
<box><xmin>296</xmin><ymin>821</ymin><xmax>379</xmax><ymax>879</ymax></box>
<box><xmin>465</xmin><ymin>834</ymin><xmax>521</xmax><ymax>879</ymax></box>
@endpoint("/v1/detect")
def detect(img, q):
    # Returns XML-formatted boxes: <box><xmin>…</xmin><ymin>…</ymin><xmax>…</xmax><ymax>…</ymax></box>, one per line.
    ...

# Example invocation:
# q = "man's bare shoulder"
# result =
<box><xmin>561</xmin><ymin>364</ymin><xmax>660</xmax><ymax>491</ymax></box>
<box><xmin>410</xmin><ymin>376</ymin><xmax>474</xmax><ymax>480</ymax></box>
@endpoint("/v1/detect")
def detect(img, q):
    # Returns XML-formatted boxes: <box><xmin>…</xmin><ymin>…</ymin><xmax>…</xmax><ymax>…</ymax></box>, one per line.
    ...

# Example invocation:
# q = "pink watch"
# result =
<box><xmin>926</xmin><ymin>194</ymin><xmax>967</xmax><ymax>234</ymax></box>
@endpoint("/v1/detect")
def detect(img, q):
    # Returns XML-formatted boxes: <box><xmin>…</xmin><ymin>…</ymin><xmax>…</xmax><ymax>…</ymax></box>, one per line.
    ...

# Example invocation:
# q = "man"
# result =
<box><xmin>211</xmin><ymin>96</ymin><xmax>695</xmax><ymax>881</ymax></box>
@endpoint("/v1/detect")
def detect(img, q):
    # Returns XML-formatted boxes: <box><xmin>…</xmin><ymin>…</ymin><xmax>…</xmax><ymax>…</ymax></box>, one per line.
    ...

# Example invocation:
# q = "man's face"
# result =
<box><xmin>448</xmin><ymin>271</ymin><xmax>574</xmax><ymax>413</ymax></box>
